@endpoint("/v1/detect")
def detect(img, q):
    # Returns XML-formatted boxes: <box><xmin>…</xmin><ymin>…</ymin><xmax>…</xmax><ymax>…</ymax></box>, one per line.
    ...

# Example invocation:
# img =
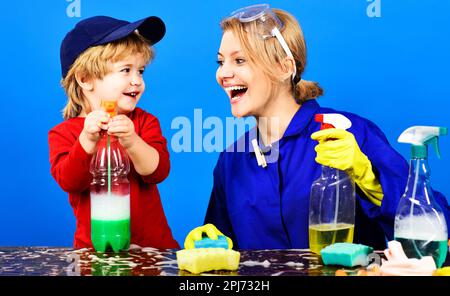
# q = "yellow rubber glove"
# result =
<box><xmin>184</xmin><ymin>224</ymin><xmax>233</xmax><ymax>249</ymax></box>
<box><xmin>311</xmin><ymin>128</ymin><xmax>383</xmax><ymax>206</ymax></box>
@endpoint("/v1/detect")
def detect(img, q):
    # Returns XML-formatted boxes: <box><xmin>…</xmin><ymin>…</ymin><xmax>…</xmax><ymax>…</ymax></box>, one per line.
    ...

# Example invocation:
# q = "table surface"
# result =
<box><xmin>0</xmin><ymin>246</ymin><xmax>384</xmax><ymax>276</ymax></box>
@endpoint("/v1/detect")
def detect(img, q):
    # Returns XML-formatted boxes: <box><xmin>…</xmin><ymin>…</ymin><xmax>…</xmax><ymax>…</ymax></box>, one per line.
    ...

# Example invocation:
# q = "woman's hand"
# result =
<box><xmin>311</xmin><ymin>128</ymin><xmax>364</xmax><ymax>175</ymax></box>
<box><xmin>311</xmin><ymin>128</ymin><xmax>384</xmax><ymax>206</ymax></box>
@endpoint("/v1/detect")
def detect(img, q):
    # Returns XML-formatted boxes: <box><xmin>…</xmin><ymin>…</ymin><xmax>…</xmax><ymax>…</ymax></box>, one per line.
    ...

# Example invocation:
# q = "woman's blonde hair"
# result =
<box><xmin>220</xmin><ymin>8</ymin><xmax>323</xmax><ymax>103</ymax></box>
<box><xmin>61</xmin><ymin>33</ymin><xmax>154</xmax><ymax>120</ymax></box>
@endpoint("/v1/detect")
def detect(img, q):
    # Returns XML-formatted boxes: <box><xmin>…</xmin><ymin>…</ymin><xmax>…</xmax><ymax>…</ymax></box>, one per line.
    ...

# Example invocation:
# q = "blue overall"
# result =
<box><xmin>204</xmin><ymin>100</ymin><xmax>450</xmax><ymax>250</ymax></box>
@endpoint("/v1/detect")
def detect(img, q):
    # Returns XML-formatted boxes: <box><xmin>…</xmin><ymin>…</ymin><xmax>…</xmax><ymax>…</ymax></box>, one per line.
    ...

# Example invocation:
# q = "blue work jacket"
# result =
<box><xmin>205</xmin><ymin>99</ymin><xmax>450</xmax><ymax>250</ymax></box>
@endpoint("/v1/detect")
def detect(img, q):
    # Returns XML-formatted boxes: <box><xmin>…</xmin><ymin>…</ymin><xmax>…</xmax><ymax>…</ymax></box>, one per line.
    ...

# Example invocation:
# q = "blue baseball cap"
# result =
<box><xmin>60</xmin><ymin>15</ymin><xmax>166</xmax><ymax>78</ymax></box>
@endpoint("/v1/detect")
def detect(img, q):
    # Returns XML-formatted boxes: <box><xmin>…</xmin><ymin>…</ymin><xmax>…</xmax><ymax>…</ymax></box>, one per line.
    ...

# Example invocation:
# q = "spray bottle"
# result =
<box><xmin>309</xmin><ymin>114</ymin><xmax>355</xmax><ymax>254</ymax></box>
<box><xmin>90</xmin><ymin>100</ymin><xmax>131</xmax><ymax>252</ymax></box>
<box><xmin>394</xmin><ymin>126</ymin><xmax>448</xmax><ymax>267</ymax></box>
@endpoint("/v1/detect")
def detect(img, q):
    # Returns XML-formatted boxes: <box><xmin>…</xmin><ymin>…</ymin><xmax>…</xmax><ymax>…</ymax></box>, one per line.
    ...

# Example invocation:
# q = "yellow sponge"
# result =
<box><xmin>176</xmin><ymin>248</ymin><xmax>240</xmax><ymax>274</ymax></box>
<box><xmin>434</xmin><ymin>267</ymin><xmax>450</xmax><ymax>276</ymax></box>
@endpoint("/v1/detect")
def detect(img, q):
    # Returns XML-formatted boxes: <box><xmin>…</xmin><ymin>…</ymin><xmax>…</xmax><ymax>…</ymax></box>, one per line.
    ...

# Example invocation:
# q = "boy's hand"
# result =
<box><xmin>108</xmin><ymin>115</ymin><xmax>137</xmax><ymax>149</ymax></box>
<box><xmin>80</xmin><ymin>110</ymin><xmax>109</xmax><ymax>154</ymax></box>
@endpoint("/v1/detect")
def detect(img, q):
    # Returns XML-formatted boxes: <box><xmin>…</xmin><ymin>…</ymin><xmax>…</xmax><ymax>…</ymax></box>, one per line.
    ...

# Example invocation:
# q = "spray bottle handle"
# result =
<box><xmin>424</xmin><ymin>126</ymin><xmax>448</xmax><ymax>159</ymax></box>
<box><xmin>425</xmin><ymin>137</ymin><xmax>441</xmax><ymax>159</ymax></box>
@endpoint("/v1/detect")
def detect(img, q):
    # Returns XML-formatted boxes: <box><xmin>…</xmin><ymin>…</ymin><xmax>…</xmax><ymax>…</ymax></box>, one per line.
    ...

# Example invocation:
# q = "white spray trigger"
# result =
<box><xmin>316</xmin><ymin>114</ymin><xmax>352</xmax><ymax>130</ymax></box>
<box><xmin>398</xmin><ymin>126</ymin><xmax>447</xmax><ymax>159</ymax></box>
<box><xmin>398</xmin><ymin>126</ymin><xmax>443</xmax><ymax>146</ymax></box>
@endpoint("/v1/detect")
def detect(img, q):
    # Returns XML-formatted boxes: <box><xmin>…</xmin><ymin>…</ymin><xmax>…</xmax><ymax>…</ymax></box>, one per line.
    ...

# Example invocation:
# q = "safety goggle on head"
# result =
<box><xmin>228</xmin><ymin>4</ymin><xmax>297</xmax><ymax>80</ymax></box>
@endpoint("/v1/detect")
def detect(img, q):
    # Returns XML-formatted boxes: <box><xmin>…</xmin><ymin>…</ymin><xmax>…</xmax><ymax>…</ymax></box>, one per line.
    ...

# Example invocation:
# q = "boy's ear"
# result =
<box><xmin>75</xmin><ymin>72</ymin><xmax>94</xmax><ymax>91</ymax></box>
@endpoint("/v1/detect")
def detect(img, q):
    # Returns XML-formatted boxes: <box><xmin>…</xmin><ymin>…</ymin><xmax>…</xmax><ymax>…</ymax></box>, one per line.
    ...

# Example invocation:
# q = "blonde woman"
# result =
<box><xmin>185</xmin><ymin>4</ymin><xmax>449</xmax><ymax>250</ymax></box>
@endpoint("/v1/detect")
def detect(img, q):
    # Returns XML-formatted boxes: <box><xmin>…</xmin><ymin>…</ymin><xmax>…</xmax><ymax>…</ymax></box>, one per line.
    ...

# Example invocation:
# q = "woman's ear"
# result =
<box><xmin>75</xmin><ymin>72</ymin><xmax>94</xmax><ymax>91</ymax></box>
<box><xmin>279</xmin><ymin>57</ymin><xmax>296</xmax><ymax>81</ymax></box>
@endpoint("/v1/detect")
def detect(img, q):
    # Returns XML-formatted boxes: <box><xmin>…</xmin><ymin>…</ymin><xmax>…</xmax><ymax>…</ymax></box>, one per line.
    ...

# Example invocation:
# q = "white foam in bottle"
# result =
<box><xmin>91</xmin><ymin>193</ymin><xmax>130</xmax><ymax>221</ymax></box>
<box><xmin>395</xmin><ymin>214</ymin><xmax>447</xmax><ymax>241</ymax></box>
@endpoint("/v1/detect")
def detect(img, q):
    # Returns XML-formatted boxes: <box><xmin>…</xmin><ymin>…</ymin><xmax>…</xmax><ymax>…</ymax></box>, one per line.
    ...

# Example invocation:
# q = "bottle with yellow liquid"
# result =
<box><xmin>309</xmin><ymin>114</ymin><xmax>355</xmax><ymax>254</ymax></box>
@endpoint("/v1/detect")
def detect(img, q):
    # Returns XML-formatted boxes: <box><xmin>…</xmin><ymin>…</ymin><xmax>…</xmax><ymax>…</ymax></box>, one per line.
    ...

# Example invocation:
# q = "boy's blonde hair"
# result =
<box><xmin>61</xmin><ymin>33</ymin><xmax>154</xmax><ymax>120</ymax></box>
<box><xmin>220</xmin><ymin>8</ymin><xmax>323</xmax><ymax>103</ymax></box>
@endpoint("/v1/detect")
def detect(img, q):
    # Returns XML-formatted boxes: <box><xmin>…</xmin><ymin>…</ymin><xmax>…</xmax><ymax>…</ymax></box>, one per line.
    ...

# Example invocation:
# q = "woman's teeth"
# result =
<box><xmin>225</xmin><ymin>85</ymin><xmax>247</xmax><ymax>92</ymax></box>
<box><xmin>225</xmin><ymin>85</ymin><xmax>248</xmax><ymax>101</ymax></box>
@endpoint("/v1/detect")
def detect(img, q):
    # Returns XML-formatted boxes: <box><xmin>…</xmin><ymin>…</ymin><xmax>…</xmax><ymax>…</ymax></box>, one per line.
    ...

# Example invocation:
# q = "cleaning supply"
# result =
<box><xmin>184</xmin><ymin>224</ymin><xmax>233</xmax><ymax>249</ymax></box>
<box><xmin>178</xmin><ymin>224</ymin><xmax>239</xmax><ymax>274</ymax></box>
<box><xmin>90</xmin><ymin>100</ymin><xmax>131</xmax><ymax>253</ymax></box>
<box><xmin>309</xmin><ymin>114</ymin><xmax>355</xmax><ymax>254</ymax></box>
<box><xmin>311</xmin><ymin>128</ymin><xmax>384</xmax><ymax>206</ymax></box>
<box><xmin>434</xmin><ymin>267</ymin><xmax>450</xmax><ymax>276</ymax></box>
<box><xmin>394</xmin><ymin>126</ymin><xmax>448</xmax><ymax>267</ymax></box>
<box><xmin>176</xmin><ymin>248</ymin><xmax>240</xmax><ymax>274</ymax></box>
<box><xmin>380</xmin><ymin>240</ymin><xmax>436</xmax><ymax>276</ymax></box>
<box><xmin>320</xmin><ymin>243</ymin><xmax>373</xmax><ymax>267</ymax></box>
<box><xmin>194</xmin><ymin>236</ymin><xmax>229</xmax><ymax>249</ymax></box>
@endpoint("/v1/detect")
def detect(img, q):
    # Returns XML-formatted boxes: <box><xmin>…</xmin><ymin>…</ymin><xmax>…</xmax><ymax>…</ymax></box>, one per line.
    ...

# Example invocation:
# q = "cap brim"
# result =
<box><xmin>96</xmin><ymin>16</ymin><xmax>166</xmax><ymax>46</ymax></box>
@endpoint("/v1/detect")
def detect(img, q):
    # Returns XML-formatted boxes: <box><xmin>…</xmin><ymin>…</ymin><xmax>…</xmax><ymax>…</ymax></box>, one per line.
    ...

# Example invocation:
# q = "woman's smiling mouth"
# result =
<box><xmin>224</xmin><ymin>85</ymin><xmax>248</xmax><ymax>104</ymax></box>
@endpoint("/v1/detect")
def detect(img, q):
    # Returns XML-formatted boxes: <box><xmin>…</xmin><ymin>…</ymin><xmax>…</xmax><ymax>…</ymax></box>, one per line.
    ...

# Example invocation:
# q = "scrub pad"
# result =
<box><xmin>434</xmin><ymin>267</ymin><xmax>450</xmax><ymax>276</ymax></box>
<box><xmin>194</xmin><ymin>235</ymin><xmax>229</xmax><ymax>249</ymax></box>
<box><xmin>320</xmin><ymin>243</ymin><xmax>373</xmax><ymax>267</ymax></box>
<box><xmin>176</xmin><ymin>248</ymin><xmax>240</xmax><ymax>274</ymax></box>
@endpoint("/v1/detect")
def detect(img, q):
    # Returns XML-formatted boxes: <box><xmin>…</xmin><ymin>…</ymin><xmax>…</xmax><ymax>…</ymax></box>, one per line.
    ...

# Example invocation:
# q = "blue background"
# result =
<box><xmin>1</xmin><ymin>0</ymin><xmax>449</xmax><ymax>247</ymax></box>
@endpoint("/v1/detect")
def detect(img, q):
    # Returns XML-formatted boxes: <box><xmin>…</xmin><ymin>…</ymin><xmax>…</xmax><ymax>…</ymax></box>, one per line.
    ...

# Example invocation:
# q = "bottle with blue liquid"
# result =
<box><xmin>394</xmin><ymin>126</ymin><xmax>448</xmax><ymax>267</ymax></box>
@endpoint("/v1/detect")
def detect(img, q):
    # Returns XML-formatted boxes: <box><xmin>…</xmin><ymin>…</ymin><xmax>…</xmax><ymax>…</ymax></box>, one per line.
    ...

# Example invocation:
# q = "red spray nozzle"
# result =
<box><xmin>314</xmin><ymin>114</ymin><xmax>352</xmax><ymax>131</ymax></box>
<box><xmin>315</xmin><ymin>114</ymin><xmax>336</xmax><ymax>130</ymax></box>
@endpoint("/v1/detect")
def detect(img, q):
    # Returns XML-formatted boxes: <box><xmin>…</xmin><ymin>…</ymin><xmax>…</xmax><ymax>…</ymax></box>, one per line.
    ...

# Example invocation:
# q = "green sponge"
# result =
<box><xmin>176</xmin><ymin>248</ymin><xmax>240</xmax><ymax>274</ymax></box>
<box><xmin>320</xmin><ymin>243</ymin><xmax>373</xmax><ymax>267</ymax></box>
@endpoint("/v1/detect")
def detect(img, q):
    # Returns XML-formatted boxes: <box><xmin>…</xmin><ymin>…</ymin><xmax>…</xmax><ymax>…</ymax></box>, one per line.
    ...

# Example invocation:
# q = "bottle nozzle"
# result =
<box><xmin>315</xmin><ymin>114</ymin><xmax>352</xmax><ymax>130</ymax></box>
<box><xmin>101</xmin><ymin>100</ymin><xmax>117</xmax><ymax>117</ymax></box>
<box><xmin>398</xmin><ymin>126</ymin><xmax>447</xmax><ymax>159</ymax></box>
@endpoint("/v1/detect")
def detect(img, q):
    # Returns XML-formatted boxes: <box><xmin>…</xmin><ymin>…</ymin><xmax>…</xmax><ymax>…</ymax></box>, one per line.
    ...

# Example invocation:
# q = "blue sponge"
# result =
<box><xmin>194</xmin><ymin>235</ymin><xmax>229</xmax><ymax>249</ymax></box>
<box><xmin>320</xmin><ymin>243</ymin><xmax>373</xmax><ymax>267</ymax></box>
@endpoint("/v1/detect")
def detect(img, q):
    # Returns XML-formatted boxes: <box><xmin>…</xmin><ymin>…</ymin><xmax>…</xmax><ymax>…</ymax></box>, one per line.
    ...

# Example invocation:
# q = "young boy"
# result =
<box><xmin>49</xmin><ymin>15</ymin><xmax>179</xmax><ymax>249</ymax></box>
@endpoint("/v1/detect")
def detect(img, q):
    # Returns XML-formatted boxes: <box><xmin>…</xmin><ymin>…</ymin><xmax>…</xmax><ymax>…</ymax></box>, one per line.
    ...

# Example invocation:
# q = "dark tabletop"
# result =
<box><xmin>0</xmin><ymin>246</ymin><xmax>386</xmax><ymax>276</ymax></box>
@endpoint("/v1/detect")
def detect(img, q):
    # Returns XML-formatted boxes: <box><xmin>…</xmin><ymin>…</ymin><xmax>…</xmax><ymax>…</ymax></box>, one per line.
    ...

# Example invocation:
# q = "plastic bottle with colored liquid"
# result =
<box><xmin>309</xmin><ymin>114</ymin><xmax>355</xmax><ymax>254</ymax></box>
<box><xmin>90</xmin><ymin>101</ymin><xmax>131</xmax><ymax>252</ymax></box>
<box><xmin>394</xmin><ymin>126</ymin><xmax>448</xmax><ymax>267</ymax></box>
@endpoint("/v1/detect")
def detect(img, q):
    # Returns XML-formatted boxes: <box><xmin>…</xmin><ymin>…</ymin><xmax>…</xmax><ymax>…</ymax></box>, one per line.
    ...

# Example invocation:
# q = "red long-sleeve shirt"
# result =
<box><xmin>49</xmin><ymin>107</ymin><xmax>179</xmax><ymax>249</ymax></box>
